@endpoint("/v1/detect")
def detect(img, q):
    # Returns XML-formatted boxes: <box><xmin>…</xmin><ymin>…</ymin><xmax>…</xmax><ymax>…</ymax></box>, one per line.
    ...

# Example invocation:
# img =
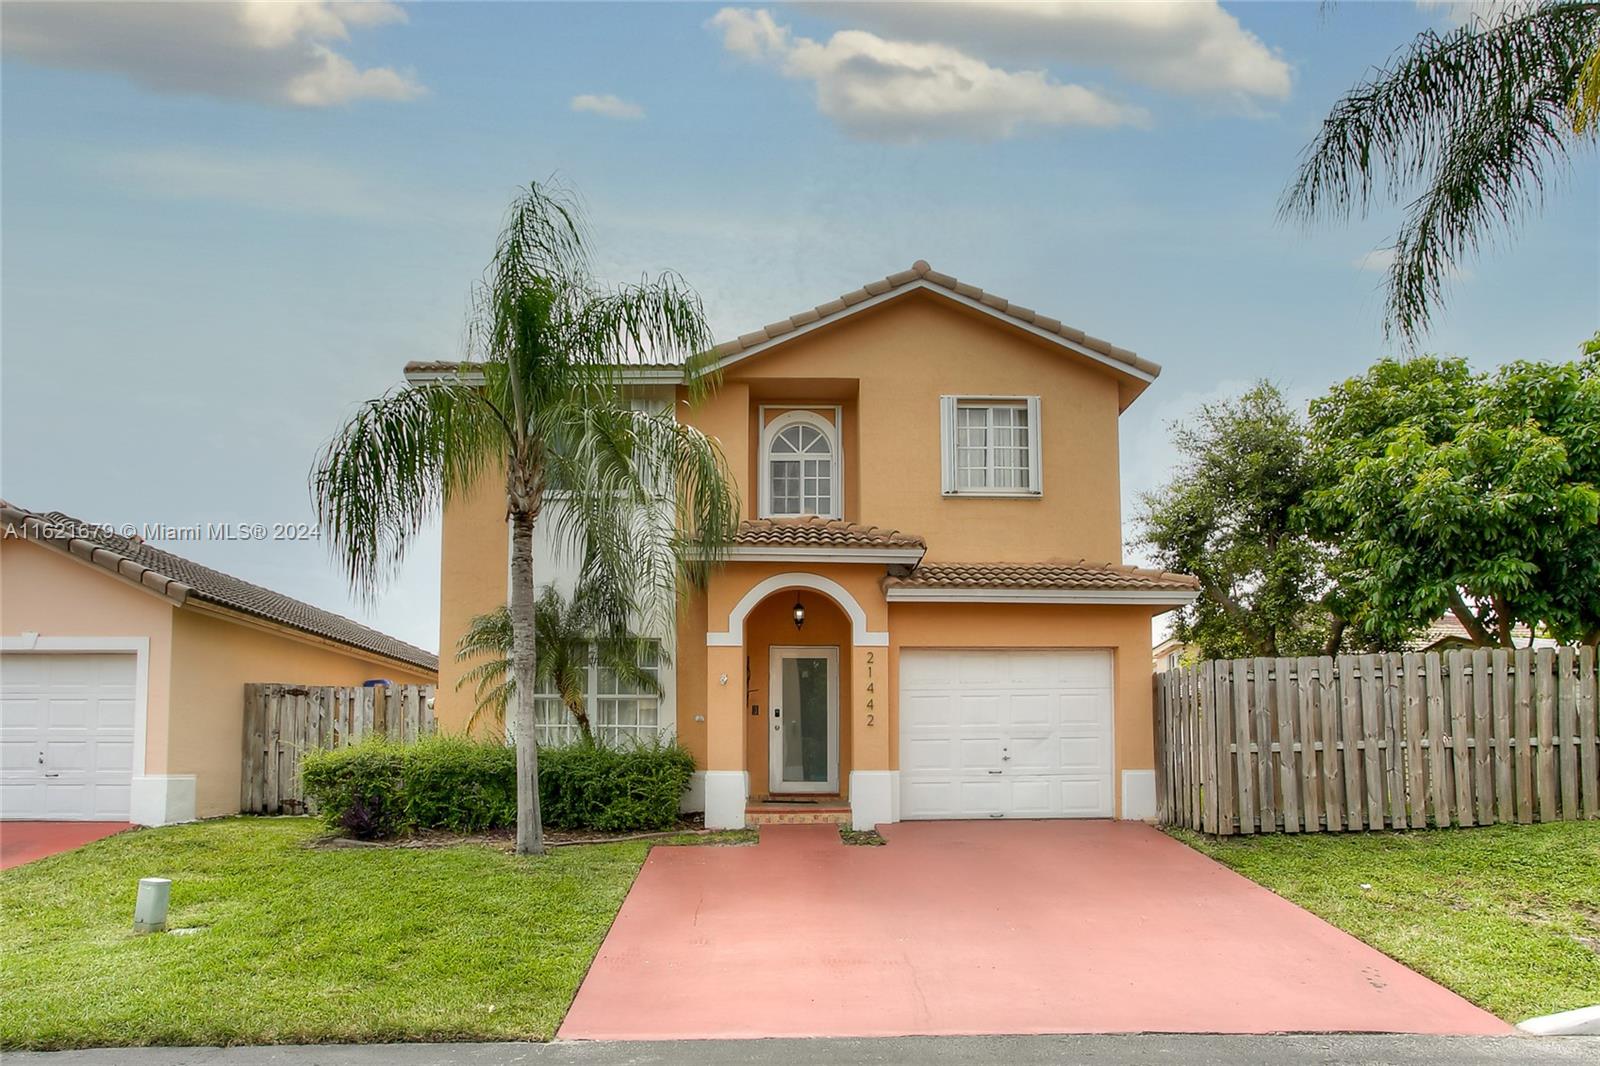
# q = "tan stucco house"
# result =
<box><xmin>424</xmin><ymin>261</ymin><xmax>1199</xmax><ymax>830</ymax></box>
<box><xmin>1</xmin><ymin>503</ymin><xmax>437</xmax><ymax>825</ymax></box>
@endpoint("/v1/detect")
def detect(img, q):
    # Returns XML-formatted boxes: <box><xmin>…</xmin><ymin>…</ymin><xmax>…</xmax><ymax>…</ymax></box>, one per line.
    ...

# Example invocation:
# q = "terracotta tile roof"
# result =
<box><xmin>734</xmin><ymin>517</ymin><xmax>925</xmax><ymax>551</ymax></box>
<box><xmin>405</xmin><ymin>261</ymin><xmax>1156</xmax><ymax>385</ymax></box>
<box><xmin>712</xmin><ymin>260</ymin><xmax>1160</xmax><ymax>378</ymax></box>
<box><xmin>2</xmin><ymin>502</ymin><xmax>438</xmax><ymax>673</ymax></box>
<box><xmin>885</xmin><ymin>561</ymin><xmax>1200</xmax><ymax>593</ymax></box>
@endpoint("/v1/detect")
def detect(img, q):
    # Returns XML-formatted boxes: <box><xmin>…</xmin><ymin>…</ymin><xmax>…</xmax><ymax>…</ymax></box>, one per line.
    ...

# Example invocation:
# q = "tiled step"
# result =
<box><xmin>745</xmin><ymin>802</ymin><xmax>850</xmax><ymax>826</ymax></box>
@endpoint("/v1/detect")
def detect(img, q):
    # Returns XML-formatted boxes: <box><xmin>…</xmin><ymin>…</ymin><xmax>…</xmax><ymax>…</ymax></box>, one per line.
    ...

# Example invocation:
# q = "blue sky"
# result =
<box><xmin>3</xmin><ymin>1</ymin><xmax>1596</xmax><ymax>652</ymax></box>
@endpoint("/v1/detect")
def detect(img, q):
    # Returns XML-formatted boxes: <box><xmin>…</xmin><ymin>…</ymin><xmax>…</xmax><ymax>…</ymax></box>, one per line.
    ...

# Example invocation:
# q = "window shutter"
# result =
<box><xmin>1026</xmin><ymin>395</ymin><xmax>1042</xmax><ymax>494</ymax></box>
<box><xmin>939</xmin><ymin>395</ymin><xmax>957</xmax><ymax>494</ymax></box>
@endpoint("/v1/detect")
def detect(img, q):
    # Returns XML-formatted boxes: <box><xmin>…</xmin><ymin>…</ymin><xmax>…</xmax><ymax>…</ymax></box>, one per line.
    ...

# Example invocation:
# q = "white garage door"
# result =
<box><xmin>0</xmin><ymin>653</ymin><xmax>136</xmax><ymax>820</ymax></box>
<box><xmin>899</xmin><ymin>649</ymin><xmax>1114</xmax><ymax>819</ymax></box>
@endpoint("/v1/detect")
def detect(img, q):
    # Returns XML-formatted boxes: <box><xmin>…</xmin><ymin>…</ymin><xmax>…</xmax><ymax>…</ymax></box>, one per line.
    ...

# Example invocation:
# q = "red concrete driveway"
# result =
<box><xmin>0</xmin><ymin>821</ymin><xmax>130</xmax><ymax>870</ymax></box>
<box><xmin>561</xmin><ymin>821</ymin><xmax>1508</xmax><ymax>1040</ymax></box>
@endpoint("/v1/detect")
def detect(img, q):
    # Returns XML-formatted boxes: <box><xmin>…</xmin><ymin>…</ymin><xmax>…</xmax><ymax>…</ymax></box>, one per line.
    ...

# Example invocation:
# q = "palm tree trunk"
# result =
<box><xmin>509</xmin><ymin>506</ymin><xmax>544</xmax><ymax>856</ymax></box>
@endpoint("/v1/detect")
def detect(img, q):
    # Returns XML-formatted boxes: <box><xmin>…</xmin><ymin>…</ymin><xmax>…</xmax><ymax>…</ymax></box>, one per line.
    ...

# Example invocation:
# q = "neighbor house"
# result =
<box><xmin>422</xmin><ymin>261</ymin><xmax>1199</xmax><ymax>830</ymax></box>
<box><xmin>1</xmin><ymin>503</ymin><xmax>437</xmax><ymax>825</ymax></box>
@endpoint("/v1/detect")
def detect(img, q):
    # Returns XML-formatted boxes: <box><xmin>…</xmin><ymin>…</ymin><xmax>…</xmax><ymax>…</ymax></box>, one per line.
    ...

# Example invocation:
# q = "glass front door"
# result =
<box><xmin>769</xmin><ymin>646</ymin><xmax>839</xmax><ymax>793</ymax></box>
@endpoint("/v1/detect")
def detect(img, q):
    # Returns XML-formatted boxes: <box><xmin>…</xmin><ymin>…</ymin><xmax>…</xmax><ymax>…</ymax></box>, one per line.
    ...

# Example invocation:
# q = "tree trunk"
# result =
<box><xmin>509</xmin><ymin>507</ymin><xmax>544</xmax><ymax>856</ymax></box>
<box><xmin>1322</xmin><ymin>614</ymin><xmax>1349</xmax><ymax>658</ymax></box>
<box><xmin>1449</xmin><ymin>590</ymin><xmax>1495</xmax><ymax>646</ymax></box>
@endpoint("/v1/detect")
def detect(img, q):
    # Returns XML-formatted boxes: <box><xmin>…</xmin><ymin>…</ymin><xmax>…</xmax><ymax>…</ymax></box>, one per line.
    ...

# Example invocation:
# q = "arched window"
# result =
<box><xmin>761</xmin><ymin>411</ymin><xmax>840</xmax><ymax>518</ymax></box>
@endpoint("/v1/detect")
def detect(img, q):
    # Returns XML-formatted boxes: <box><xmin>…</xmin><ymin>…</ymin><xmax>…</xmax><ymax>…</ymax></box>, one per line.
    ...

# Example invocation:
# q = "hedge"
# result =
<box><xmin>300</xmin><ymin>734</ymin><xmax>695</xmax><ymax>839</ymax></box>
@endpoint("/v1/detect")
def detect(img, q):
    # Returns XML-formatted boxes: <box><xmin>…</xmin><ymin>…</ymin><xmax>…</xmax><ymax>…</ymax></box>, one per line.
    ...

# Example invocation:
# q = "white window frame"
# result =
<box><xmin>759</xmin><ymin>408</ymin><xmax>843</xmax><ymax>519</ymax></box>
<box><xmin>530</xmin><ymin>639</ymin><xmax>667</xmax><ymax>748</ymax></box>
<box><xmin>939</xmin><ymin>395</ymin><xmax>1042</xmax><ymax>497</ymax></box>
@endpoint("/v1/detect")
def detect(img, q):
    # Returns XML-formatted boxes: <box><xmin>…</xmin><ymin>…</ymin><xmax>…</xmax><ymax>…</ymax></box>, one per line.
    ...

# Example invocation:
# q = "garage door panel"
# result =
<box><xmin>903</xmin><ymin>736</ymin><xmax>953</xmax><ymax>772</ymax></box>
<box><xmin>899</xmin><ymin>649</ymin><xmax>1113</xmax><ymax>821</ymax></box>
<box><xmin>1</xmin><ymin>653</ymin><xmax>135</xmax><ymax>821</ymax></box>
<box><xmin>903</xmin><ymin>692</ymin><xmax>955</xmax><ymax>728</ymax></box>
<box><xmin>957</xmin><ymin>694</ymin><xmax>1002</xmax><ymax>725</ymax></box>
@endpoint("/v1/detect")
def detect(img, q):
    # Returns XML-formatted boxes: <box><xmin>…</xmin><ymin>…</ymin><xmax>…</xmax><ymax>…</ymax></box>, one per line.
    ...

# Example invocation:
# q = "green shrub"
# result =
<box><xmin>539</xmin><ymin>738</ymin><xmax>697</xmax><ymax>832</ymax></box>
<box><xmin>300</xmin><ymin>740</ymin><xmax>406</xmax><ymax>839</ymax></box>
<box><xmin>300</xmin><ymin>734</ymin><xmax>694</xmax><ymax>838</ymax></box>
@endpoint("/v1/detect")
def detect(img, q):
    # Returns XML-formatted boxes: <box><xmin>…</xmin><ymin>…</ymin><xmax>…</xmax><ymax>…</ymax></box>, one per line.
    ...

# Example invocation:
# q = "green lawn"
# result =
<box><xmin>0</xmin><ymin>817</ymin><xmax>749</xmax><ymax>1050</ymax></box>
<box><xmin>1173</xmin><ymin>821</ymin><xmax>1600</xmax><ymax>1022</ymax></box>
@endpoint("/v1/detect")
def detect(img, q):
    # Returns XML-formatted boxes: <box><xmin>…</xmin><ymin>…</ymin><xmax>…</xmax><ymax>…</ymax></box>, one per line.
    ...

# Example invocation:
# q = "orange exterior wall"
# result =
<box><xmin>705</xmin><ymin>292</ymin><xmax>1125</xmax><ymax>562</ymax></box>
<box><xmin>0</xmin><ymin>539</ymin><xmax>176</xmax><ymax>771</ymax></box>
<box><xmin>888</xmin><ymin>602</ymin><xmax>1162</xmax><ymax>817</ymax></box>
<box><xmin>741</xmin><ymin>594</ymin><xmax>854</xmax><ymax>799</ymax></box>
<box><xmin>167</xmin><ymin>606</ymin><xmax>435</xmax><ymax>817</ymax></box>
<box><xmin>2</xmin><ymin>537</ymin><xmax>435</xmax><ymax>819</ymax></box>
<box><xmin>434</xmin><ymin>463</ymin><xmax>507</xmax><ymax>732</ymax></box>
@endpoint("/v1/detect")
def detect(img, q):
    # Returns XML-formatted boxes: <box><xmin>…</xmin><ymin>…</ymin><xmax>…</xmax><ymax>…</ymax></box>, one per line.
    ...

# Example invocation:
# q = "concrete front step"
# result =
<box><xmin>745</xmin><ymin>803</ymin><xmax>850</xmax><ymax>826</ymax></box>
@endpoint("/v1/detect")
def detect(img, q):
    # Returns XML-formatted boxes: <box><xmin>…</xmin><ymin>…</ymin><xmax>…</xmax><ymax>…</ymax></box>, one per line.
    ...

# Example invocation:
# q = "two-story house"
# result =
<box><xmin>421</xmin><ymin>261</ymin><xmax>1199</xmax><ymax>831</ymax></box>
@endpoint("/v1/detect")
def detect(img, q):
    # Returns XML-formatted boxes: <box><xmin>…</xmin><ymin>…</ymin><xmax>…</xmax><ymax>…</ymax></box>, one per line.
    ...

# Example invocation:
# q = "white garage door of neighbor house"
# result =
<box><xmin>899</xmin><ymin>649</ymin><xmax>1114</xmax><ymax>820</ymax></box>
<box><xmin>0</xmin><ymin>653</ymin><xmax>136</xmax><ymax>820</ymax></box>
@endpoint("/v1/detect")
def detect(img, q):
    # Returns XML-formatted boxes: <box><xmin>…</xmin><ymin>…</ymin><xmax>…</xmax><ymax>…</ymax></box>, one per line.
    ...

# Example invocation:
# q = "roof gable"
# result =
<box><xmin>710</xmin><ymin>261</ymin><xmax>1159</xmax><ymax>409</ymax></box>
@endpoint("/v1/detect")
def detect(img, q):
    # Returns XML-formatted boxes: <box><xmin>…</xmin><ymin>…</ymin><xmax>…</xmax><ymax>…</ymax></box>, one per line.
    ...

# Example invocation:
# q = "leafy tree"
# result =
<box><xmin>455</xmin><ymin>580</ymin><xmax>665</xmax><ymax>742</ymax></box>
<box><xmin>1282</xmin><ymin>2</ymin><xmax>1600</xmax><ymax>341</ymax></box>
<box><xmin>1303</xmin><ymin>343</ymin><xmax>1600</xmax><ymax>647</ymax></box>
<box><xmin>1136</xmin><ymin>383</ymin><xmax>1356</xmax><ymax>659</ymax></box>
<box><xmin>312</xmin><ymin>182</ymin><xmax>740</xmax><ymax>855</ymax></box>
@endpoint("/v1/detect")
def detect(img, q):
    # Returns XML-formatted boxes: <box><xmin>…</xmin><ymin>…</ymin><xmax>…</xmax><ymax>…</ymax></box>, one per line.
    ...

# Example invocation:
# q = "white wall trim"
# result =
<box><xmin>703</xmin><ymin>770</ymin><xmax>748</xmax><ymax>829</ymax></box>
<box><xmin>1</xmin><ymin>635</ymin><xmax>152</xmax><ymax>789</ymax></box>
<box><xmin>710</xmin><ymin>280</ymin><xmax>1158</xmax><ymax>385</ymax></box>
<box><xmin>131</xmin><ymin>774</ymin><xmax>196</xmax><ymax>826</ymax></box>
<box><xmin>707</xmin><ymin>571</ymin><xmax>888</xmax><ymax>647</ymax></box>
<box><xmin>1121</xmin><ymin>769</ymin><xmax>1157</xmax><ymax>821</ymax></box>
<box><xmin>886</xmin><ymin>587</ymin><xmax>1200</xmax><ymax>606</ymax></box>
<box><xmin>680</xmin><ymin>770</ymin><xmax>707</xmax><ymax>814</ymax></box>
<box><xmin>723</xmin><ymin>546</ymin><xmax>925</xmax><ymax>565</ymax></box>
<box><xmin>849</xmin><ymin>770</ymin><xmax>899</xmax><ymax>830</ymax></box>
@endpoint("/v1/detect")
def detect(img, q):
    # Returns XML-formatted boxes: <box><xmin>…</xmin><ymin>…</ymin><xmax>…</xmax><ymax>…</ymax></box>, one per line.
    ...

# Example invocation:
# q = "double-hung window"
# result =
<box><xmin>939</xmin><ymin>395</ymin><xmax>1042</xmax><ymax>496</ymax></box>
<box><xmin>531</xmin><ymin>639</ymin><xmax>664</xmax><ymax>747</ymax></box>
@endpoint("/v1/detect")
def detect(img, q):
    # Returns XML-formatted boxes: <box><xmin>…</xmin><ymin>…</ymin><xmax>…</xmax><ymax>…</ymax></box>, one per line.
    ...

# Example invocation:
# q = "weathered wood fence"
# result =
<box><xmin>242</xmin><ymin>683</ymin><xmax>436</xmax><ymax>815</ymax></box>
<box><xmin>1154</xmin><ymin>648</ymin><xmax>1598</xmax><ymax>834</ymax></box>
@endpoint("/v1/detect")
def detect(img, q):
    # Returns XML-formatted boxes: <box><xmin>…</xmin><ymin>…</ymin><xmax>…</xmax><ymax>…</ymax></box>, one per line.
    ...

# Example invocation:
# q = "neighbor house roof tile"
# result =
<box><xmin>2</xmin><ymin>502</ymin><xmax>438</xmax><ymax>672</ymax></box>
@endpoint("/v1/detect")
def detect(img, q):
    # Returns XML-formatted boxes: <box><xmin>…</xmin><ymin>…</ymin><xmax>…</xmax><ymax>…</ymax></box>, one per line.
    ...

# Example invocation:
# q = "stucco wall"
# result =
<box><xmin>709</xmin><ymin>292</ymin><xmax>1126</xmax><ymax>562</ymax></box>
<box><xmin>168</xmin><ymin>605</ymin><xmax>435</xmax><ymax>817</ymax></box>
<box><xmin>436</xmin><ymin>462</ymin><xmax>509</xmax><ymax>731</ymax></box>
<box><xmin>0</xmin><ymin>538</ymin><xmax>176</xmax><ymax>772</ymax></box>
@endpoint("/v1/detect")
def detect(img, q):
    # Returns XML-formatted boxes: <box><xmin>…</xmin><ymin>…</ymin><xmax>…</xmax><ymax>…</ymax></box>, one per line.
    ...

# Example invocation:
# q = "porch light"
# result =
<box><xmin>792</xmin><ymin>596</ymin><xmax>806</xmax><ymax>630</ymax></box>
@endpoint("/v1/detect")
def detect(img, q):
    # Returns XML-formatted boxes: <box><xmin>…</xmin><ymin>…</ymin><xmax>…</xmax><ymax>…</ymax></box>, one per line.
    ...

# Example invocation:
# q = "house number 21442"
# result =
<box><xmin>865</xmin><ymin>651</ymin><xmax>875</xmax><ymax>726</ymax></box>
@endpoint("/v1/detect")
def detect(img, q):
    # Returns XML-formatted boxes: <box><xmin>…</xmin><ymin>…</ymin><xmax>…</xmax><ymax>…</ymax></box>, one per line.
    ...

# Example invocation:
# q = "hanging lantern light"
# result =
<box><xmin>792</xmin><ymin>595</ymin><xmax>806</xmax><ymax>630</ymax></box>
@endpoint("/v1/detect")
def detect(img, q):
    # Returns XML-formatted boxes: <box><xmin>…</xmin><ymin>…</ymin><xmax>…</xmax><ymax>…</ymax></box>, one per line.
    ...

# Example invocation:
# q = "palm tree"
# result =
<box><xmin>312</xmin><ymin>181</ymin><xmax>740</xmax><ymax>855</ymax></box>
<box><xmin>455</xmin><ymin>580</ymin><xmax>665</xmax><ymax>743</ymax></box>
<box><xmin>1281</xmin><ymin>2</ymin><xmax>1600</xmax><ymax>342</ymax></box>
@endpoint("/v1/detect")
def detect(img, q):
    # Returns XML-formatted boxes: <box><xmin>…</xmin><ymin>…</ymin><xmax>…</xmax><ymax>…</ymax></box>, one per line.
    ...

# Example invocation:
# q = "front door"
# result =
<box><xmin>768</xmin><ymin>646</ymin><xmax>840</xmax><ymax>794</ymax></box>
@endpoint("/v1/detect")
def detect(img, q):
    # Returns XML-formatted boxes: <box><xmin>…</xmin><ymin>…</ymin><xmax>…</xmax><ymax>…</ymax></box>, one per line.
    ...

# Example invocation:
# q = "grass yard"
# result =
<box><xmin>1173</xmin><ymin>821</ymin><xmax>1600</xmax><ymax>1022</ymax></box>
<box><xmin>0</xmin><ymin>817</ymin><xmax>751</xmax><ymax>1050</ymax></box>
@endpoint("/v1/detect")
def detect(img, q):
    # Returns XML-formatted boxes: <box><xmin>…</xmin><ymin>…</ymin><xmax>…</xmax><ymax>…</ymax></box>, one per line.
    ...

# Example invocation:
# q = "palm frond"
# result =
<box><xmin>311</xmin><ymin>382</ymin><xmax>503</xmax><ymax>599</ymax></box>
<box><xmin>1280</xmin><ymin>1</ymin><xmax>1600</xmax><ymax>340</ymax></box>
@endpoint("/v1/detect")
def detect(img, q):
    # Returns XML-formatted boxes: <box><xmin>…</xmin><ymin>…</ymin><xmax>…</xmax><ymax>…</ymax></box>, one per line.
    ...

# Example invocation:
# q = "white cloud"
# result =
<box><xmin>571</xmin><ymin>93</ymin><xmax>646</xmax><ymax>120</ymax></box>
<box><xmin>2</xmin><ymin>1</ymin><xmax>424</xmax><ymax>107</ymax></box>
<box><xmin>817</xmin><ymin>1</ymin><xmax>1292</xmax><ymax>102</ymax></box>
<box><xmin>708</xmin><ymin>8</ymin><xmax>1148</xmax><ymax>142</ymax></box>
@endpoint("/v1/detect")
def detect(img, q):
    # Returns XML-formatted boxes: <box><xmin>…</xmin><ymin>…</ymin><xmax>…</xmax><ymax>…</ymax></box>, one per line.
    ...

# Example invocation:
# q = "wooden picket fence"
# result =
<box><xmin>241</xmin><ymin>683</ymin><xmax>436</xmax><ymax>815</ymax></box>
<box><xmin>1154</xmin><ymin>648</ymin><xmax>1598</xmax><ymax>834</ymax></box>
